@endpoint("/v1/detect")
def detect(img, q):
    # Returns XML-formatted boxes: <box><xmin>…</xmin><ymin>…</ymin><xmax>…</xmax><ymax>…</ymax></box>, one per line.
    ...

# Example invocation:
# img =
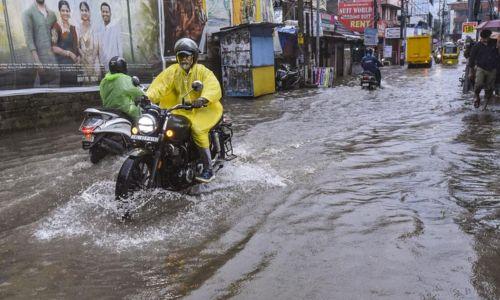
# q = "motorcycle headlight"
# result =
<box><xmin>137</xmin><ymin>114</ymin><xmax>157</xmax><ymax>134</ymax></box>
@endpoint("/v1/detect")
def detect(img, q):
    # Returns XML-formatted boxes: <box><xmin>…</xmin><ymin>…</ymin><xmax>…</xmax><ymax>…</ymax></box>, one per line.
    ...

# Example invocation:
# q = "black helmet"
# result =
<box><xmin>109</xmin><ymin>56</ymin><xmax>127</xmax><ymax>74</ymax></box>
<box><xmin>174</xmin><ymin>38</ymin><xmax>199</xmax><ymax>62</ymax></box>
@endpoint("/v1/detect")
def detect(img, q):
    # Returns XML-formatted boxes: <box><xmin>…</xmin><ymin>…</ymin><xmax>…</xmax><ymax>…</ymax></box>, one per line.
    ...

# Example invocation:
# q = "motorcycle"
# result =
<box><xmin>360</xmin><ymin>71</ymin><xmax>379</xmax><ymax>90</ymax></box>
<box><xmin>79</xmin><ymin>108</ymin><xmax>133</xmax><ymax>164</ymax></box>
<box><xmin>115</xmin><ymin>80</ymin><xmax>235</xmax><ymax>217</ymax></box>
<box><xmin>276</xmin><ymin>64</ymin><xmax>302</xmax><ymax>90</ymax></box>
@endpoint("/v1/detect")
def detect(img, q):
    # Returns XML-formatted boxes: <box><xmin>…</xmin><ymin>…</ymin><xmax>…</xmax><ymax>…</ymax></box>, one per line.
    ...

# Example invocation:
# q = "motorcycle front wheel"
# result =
<box><xmin>115</xmin><ymin>155</ymin><xmax>153</xmax><ymax>200</ymax></box>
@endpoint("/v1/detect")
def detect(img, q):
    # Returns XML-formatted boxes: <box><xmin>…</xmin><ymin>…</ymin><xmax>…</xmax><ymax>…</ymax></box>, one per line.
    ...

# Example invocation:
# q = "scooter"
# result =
<box><xmin>79</xmin><ymin>108</ymin><xmax>133</xmax><ymax>163</ymax></box>
<box><xmin>360</xmin><ymin>71</ymin><xmax>379</xmax><ymax>90</ymax></box>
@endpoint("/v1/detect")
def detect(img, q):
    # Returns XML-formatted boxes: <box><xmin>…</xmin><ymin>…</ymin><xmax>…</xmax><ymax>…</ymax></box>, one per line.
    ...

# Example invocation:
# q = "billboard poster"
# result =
<box><xmin>338</xmin><ymin>0</ymin><xmax>374</xmax><ymax>33</ymax></box>
<box><xmin>164</xmin><ymin>0</ymin><xmax>207</xmax><ymax>56</ymax></box>
<box><xmin>232</xmin><ymin>0</ymin><xmax>258</xmax><ymax>26</ymax></box>
<box><xmin>0</xmin><ymin>0</ymin><xmax>162</xmax><ymax>90</ymax></box>
<box><xmin>260</xmin><ymin>0</ymin><xmax>274</xmax><ymax>23</ymax></box>
<box><xmin>231</xmin><ymin>0</ymin><xmax>274</xmax><ymax>26</ymax></box>
<box><xmin>206</xmin><ymin>0</ymin><xmax>231</xmax><ymax>34</ymax></box>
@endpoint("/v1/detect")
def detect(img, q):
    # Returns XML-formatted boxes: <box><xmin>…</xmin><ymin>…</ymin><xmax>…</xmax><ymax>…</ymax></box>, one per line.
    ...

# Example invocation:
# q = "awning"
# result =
<box><xmin>476</xmin><ymin>19</ymin><xmax>500</xmax><ymax>30</ymax></box>
<box><xmin>332</xmin><ymin>21</ymin><xmax>363</xmax><ymax>40</ymax></box>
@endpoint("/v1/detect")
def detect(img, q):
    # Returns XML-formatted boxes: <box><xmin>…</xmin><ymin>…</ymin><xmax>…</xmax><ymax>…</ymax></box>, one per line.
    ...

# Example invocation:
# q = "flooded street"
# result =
<box><xmin>1</xmin><ymin>64</ymin><xmax>499</xmax><ymax>299</ymax></box>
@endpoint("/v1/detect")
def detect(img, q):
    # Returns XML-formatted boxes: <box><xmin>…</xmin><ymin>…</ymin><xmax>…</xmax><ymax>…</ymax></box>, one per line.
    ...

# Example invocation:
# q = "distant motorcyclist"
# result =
<box><xmin>99</xmin><ymin>56</ymin><xmax>143</xmax><ymax>121</ymax></box>
<box><xmin>361</xmin><ymin>48</ymin><xmax>383</xmax><ymax>86</ymax></box>
<box><xmin>146</xmin><ymin>38</ymin><xmax>223</xmax><ymax>183</ymax></box>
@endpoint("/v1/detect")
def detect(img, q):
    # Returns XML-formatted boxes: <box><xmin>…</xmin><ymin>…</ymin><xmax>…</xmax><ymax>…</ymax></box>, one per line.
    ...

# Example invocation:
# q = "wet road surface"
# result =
<box><xmin>1</xmin><ymin>63</ymin><xmax>499</xmax><ymax>299</ymax></box>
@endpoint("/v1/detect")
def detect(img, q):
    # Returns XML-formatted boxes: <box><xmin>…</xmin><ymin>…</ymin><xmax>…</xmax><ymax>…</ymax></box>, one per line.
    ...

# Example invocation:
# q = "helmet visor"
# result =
<box><xmin>176</xmin><ymin>51</ymin><xmax>193</xmax><ymax>59</ymax></box>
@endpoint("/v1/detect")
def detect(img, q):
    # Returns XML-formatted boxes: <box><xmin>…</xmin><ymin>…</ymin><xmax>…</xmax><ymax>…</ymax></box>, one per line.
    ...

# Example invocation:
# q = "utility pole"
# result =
<box><xmin>400</xmin><ymin>0</ymin><xmax>406</xmax><ymax>65</ymax></box>
<box><xmin>316</xmin><ymin>0</ymin><xmax>320</xmax><ymax>66</ymax></box>
<box><xmin>298</xmin><ymin>0</ymin><xmax>308</xmax><ymax>79</ymax></box>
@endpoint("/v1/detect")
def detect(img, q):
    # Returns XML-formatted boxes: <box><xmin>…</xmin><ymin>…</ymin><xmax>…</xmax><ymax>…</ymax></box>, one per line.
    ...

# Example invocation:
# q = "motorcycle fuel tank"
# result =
<box><xmin>166</xmin><ymin>115</ymin><xmax>191</xmax><ymax>143</ymax></box>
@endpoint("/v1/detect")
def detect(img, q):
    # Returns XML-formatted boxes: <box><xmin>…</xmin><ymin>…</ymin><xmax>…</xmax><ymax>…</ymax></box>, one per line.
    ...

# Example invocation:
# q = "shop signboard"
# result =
<box><xmin>338</xmin><ymin>0</ymin><xmax>374</xmax><ymax>33</ymax></box>
<box><xmin>384</xmin><ymin>45</ymin><xmax>392</xmax><ymax>58</ymax></box>
<box><xmin>321</xmin><ymin>13</ymin><xmax>336</xmax><ymax>32</ymax></box>
<box><xmin>364</xmin><ymin>28</ymin><xmax>378</xmax><ymax>46</ymax></box>
<box><xmin>461</xmin><ymin>21</ymin><xmax>477</xmax><ymax>40</ymax></box>
<box><xmin>385</xmin><ymin>27</ymin><xmax>401</xmax><ymax>39</ymax></box>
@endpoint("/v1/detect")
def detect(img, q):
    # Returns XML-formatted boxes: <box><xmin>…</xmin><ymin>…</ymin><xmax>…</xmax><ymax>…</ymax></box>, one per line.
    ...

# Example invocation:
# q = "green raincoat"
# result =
<box><xmin>146</xmin><ymin>63</ymin><xmax>223</xmax><ymax>148</ymax></box>
<box><xmin>99</xmin><ymin>73</ymin><xmax>143</xmax><ymax>121</ymax></box>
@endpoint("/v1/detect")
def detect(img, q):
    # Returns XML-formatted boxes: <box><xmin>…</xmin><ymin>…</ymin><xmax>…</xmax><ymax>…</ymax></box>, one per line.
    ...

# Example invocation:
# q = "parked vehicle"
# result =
<box><xmin>441</xmin><ymin>42</ymin><xmax>460</xmax><ymax>65</ymax></box>
<box><xmin>360</xmin><ymin>71</ymin><xmax>379</xmax><ymax>90</ymax></box>
<box><xmin>276</xmin><ymin>64</ymin><xmax>302</xmax><ymax>90</ymax></box>
<box><xmin>406</xmin><ymin>35</ymin><xmax>432</xmax><ymax>68</ymax></box>
<box><xmin>79</xmin><ymin>108</ymin><xmax>133</xmax><ymax>163</ymax></box>
<box><xmin>115</xmin><ymin>81</ymin><xmax>235</xmax><ymax>218</ymax></box>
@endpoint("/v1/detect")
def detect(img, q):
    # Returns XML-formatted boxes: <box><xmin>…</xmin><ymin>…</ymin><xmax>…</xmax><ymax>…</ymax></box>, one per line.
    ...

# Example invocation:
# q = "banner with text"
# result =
<box><xmin>0</xmin><ymin>0</ymin><xmax>162</xmax><ymax>90</ymax></box>
<box><xmin>338</xmin><ymin>0</ymin><xmax>374</xmax><ymax>33</ymax></box>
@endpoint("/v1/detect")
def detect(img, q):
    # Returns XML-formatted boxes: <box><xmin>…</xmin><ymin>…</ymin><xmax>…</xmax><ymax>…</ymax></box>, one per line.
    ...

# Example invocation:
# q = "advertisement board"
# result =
<box><xmin>338</xmin><ymin>0</ymin><xmax>374</xmax><ymax>33</ymax></box>
<box><xmin>164</xmin><ymin>0</ymin><xmax>208</xmax><ymax>56</ymax></box>
<box><xmin>383</xmin><ymin>45</ymin><xmax>392</xmax><ymax>58</ymax></box>
<box><xmin>364</xmin><ymin>28</ymin><xmax>378</xmax><ymax>45</ymax></box>
<box><xmin>0</xmin><ymin>0</ymin><xmax>162</xmax><ymax>90</ymax></box>
<box><xmin>461</xmin><ymin>21</ymin><xmax>477</xmax><ymax>40</ymax></box>
<box><xmin>231</xmin><ymin>0</ymin><xmax>274</xmax><ymax>26</ymax></box>
<box><xmin>385</xmin><ymin>27</ymin><xmax>401</xmax><ymax>39</ymax></box>
<box><xmin>207</xmin><ymin>0</ymin><xmax>232</xmax><ymax>34</ymax></box>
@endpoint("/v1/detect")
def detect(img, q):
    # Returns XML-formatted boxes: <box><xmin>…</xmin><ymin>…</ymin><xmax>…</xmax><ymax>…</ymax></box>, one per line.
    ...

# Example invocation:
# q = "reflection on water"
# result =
<box><xmin>452</xmin><ymin>112</ymin><xmax>500</xmax><ymax>299</ymax></box>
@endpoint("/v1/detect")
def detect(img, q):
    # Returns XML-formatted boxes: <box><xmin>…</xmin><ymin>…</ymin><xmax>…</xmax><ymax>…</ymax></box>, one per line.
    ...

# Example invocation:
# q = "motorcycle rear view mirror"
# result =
<box><xmin>132</xmin><ymin>76</ymin><xmax>140</xmax><ymax>87</ymax></box>
<box><xmin>192</xmin><ymin>81</ymin><xmax>203</xmax><ymax>92</ymax></box>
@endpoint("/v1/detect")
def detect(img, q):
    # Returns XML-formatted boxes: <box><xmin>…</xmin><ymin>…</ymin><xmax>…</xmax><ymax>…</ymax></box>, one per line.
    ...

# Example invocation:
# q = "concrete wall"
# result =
<box><xmin>0</xmin><ymin>91</ymin><xmax>101</xmax><ymax>134</ymax></box>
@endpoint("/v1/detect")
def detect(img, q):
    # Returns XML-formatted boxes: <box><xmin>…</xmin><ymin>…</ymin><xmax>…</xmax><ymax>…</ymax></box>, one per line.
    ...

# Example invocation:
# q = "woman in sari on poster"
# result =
<box><xmin>51</xmin><ymin>0</ymin><xmax>80</xmax><ymax>87</ymax></box>
<box><xmin>78</xmin><ymin>1</ymin><xmax>100</xmax><ymax>84</ymax></box>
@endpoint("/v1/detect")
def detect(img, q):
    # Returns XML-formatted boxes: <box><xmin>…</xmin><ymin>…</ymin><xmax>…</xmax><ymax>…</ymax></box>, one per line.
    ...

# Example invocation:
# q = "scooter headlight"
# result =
<box><xmin>137</xmin><ymin>114</ymin><xmax>157</xmax><ymax>134</ymax></box>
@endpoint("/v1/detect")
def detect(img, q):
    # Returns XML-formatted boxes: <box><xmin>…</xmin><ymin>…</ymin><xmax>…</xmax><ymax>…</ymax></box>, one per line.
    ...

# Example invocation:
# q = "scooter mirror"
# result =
<box><xmin>192</xmin><ymin>81</ymin><xmax>203</xmax><ymax>92</ymax></box>
<box><xmin>132</xmin><ymin>76</ymin><xmax>141</xmax><ymax>87</ymax></box>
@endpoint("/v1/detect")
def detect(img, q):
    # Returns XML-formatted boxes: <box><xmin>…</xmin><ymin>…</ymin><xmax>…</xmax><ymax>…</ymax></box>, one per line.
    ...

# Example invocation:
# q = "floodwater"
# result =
<box><xmin>1</xmin><ymin>63</ymin><xmax>499</xmax><ymax>299</ymax></box>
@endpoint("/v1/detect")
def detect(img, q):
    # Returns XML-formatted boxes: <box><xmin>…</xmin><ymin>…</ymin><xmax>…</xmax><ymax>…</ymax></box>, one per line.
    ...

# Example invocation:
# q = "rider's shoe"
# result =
<box><xmin>196</xmin><ymin>168</ymin><xmax>214</xmax><ymax>183</ymax></box>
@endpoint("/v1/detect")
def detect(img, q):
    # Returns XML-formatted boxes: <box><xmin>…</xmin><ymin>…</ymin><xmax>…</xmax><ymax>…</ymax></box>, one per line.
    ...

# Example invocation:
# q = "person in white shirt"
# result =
<box><xmin>98</xmin><ymin>2</ymin><xmax>122</xmax><ymax>72</ymax></box>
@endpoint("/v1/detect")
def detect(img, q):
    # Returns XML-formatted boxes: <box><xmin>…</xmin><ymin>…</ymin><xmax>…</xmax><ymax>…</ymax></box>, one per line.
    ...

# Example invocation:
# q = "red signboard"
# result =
<box><xmin>338</xmin><ymin>0</ymin><xmax>375</xmax><ymax>33</ymax></box>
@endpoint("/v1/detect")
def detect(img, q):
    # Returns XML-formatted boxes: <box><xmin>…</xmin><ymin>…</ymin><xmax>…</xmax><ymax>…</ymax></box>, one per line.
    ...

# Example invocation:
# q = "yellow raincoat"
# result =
<box><xmin>146</xmin><ymin>63</ymin><xmax>223</xmax><ymax>148</ymax></box>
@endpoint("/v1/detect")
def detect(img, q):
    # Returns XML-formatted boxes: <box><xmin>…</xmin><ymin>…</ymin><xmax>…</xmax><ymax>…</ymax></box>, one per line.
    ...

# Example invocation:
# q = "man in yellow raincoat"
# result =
<box><xmin>146</xmin><ymin>38</ymin><xmax>222</xmax><ymax>183</ymax></box>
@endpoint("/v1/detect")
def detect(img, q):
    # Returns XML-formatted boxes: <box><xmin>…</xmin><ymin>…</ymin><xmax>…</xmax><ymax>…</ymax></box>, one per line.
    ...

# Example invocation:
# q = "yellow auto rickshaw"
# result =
<box><xmin>441</xmin><ymin>42</ymin><xmax>460</xmax><ymax>65</ymax></box>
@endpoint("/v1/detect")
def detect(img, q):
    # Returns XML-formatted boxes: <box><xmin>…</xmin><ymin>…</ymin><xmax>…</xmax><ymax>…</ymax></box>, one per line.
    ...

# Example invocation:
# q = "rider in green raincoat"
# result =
<box><xmin>99</xmin><ymin>56</ymin><xmax>143</xmax><ymax>121</ymax></box>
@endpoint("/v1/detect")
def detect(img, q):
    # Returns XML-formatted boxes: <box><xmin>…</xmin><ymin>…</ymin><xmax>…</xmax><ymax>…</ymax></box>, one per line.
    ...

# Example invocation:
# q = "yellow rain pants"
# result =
<box><xmin>146</xmin><ymin>63</ymin><xmax>223</xmax><ymax>148</ymax></box>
